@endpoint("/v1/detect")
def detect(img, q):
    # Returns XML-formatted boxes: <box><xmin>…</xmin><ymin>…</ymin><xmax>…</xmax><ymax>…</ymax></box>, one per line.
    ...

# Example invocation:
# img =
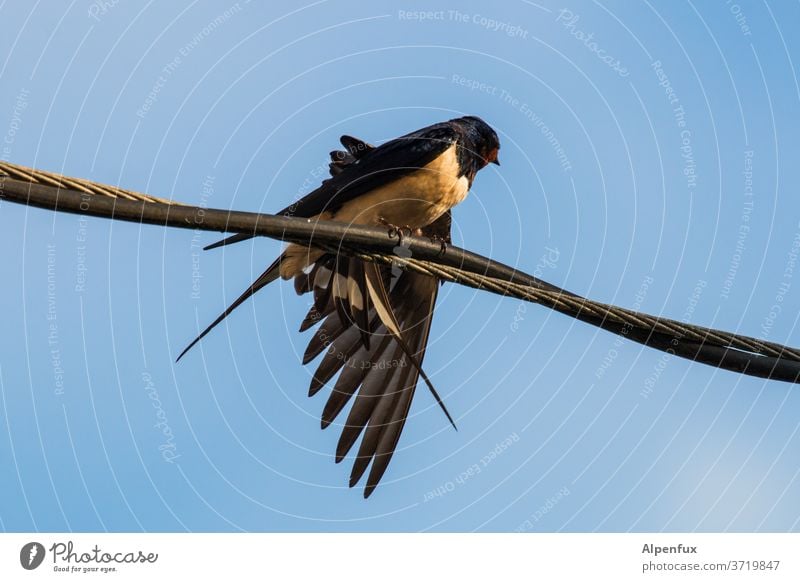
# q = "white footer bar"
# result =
<box><xmin>1</xmin><ymin>533</ymin><xmax>796</xmax><ymax>581</ymax></box>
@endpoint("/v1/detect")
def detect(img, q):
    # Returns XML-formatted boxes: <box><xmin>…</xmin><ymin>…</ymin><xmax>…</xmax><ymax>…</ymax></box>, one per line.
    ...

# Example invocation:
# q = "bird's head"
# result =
<box><xmin>453</xmin><ymin>115</ymin><xmax>500</xmax><ymax>168</ymax></box>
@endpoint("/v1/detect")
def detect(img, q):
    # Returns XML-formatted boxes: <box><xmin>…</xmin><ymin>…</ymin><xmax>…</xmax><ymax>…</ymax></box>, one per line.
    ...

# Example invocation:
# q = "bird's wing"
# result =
<box><xmin>177</xmin><ymin>135</ymin><xmax>380</xmax><ymax>359</ymax></box>
<box><xmin>204</xmin><ymin>123</ymin><xmax>458</xmax><ymax>250</ymax></box>
<box><xmin>298</xmin><ymin>212</ymin><xmax>450</xmax><ymax>497</ymax></box>
<box><xmin>179</xmin><ymin>135</ymin><xmax>453</xmax><ymax>497</ymax></box>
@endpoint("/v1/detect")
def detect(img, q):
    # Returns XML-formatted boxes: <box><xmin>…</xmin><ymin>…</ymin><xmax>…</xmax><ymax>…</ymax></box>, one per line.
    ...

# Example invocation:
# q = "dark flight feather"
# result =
<box><xmin>296</xmin><ymin>211</ymin><xmax>451</xmax><ymax>497</ymax></box>
<box><xmin>176</xmin><ymin>256</ymin><xmax>283</xmax><ymax>362</ymax></box>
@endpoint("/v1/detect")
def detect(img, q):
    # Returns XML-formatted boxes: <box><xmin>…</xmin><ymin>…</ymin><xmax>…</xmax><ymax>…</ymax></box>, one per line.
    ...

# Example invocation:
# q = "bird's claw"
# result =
<box><xmin>378</xmin><ymin>217</ymin><xmax>413</xmax><ymax>245</ymax></box>
<box><xmin>429</xmin><ymin>234</ymin><xmax>448</xmax><ymax>256</ymax></box>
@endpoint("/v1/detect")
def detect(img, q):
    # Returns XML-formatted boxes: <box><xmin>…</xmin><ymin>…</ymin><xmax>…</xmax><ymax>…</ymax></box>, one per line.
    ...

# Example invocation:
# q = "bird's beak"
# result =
<box><xmin>492</xmin><ymin>157</ymin><xmax>500</xmax><ymax>166</ymax></box>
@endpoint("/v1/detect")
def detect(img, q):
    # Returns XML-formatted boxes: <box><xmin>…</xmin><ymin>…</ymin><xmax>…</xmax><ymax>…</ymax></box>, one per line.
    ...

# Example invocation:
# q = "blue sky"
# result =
<box><xmin>1</xmin><ymin>0</ymin><xmax>799</xmax><ymax>532</ymax></box>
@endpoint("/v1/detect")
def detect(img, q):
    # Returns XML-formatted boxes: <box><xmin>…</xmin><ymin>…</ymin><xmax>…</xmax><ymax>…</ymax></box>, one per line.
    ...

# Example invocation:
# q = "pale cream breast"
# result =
<box><xmin>280</xmin><ymin>144</ymin><xmax>470</xmax><ymax>279</ymax></box>
<box><xmin>331</xmin><ymin>143</ymin><xmax>469</xmax><ymax>228</ymax></box>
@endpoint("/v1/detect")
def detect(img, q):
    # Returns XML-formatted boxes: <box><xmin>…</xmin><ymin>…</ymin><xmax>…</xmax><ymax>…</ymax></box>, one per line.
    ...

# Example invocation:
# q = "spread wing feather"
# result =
<box><xmin>297</xmin><ymin>213</ymin><xmax>449</xmax><ymax>497</ymax></box>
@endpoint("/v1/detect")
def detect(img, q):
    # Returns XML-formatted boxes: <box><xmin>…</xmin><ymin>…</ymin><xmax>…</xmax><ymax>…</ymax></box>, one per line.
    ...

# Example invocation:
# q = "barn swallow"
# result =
<box><xmin>178</xmin><ymin>116</ymin><xmax>500</xmax><ymax>496</ymax></box>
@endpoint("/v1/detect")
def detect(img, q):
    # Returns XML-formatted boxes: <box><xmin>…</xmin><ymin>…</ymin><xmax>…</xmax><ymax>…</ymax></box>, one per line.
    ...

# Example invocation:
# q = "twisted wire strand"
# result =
<box><xmin>344</xmin><ymin>249</ymin><xmax>800</xmax><ymax>361</ymax></box>
<box><xmin>2</xmin><ymin>160</ymin><xmax>799</xmax><ymax>382</ymax></box>
<box><xmin>0</xmin><ymin>161</ymin><xmax>185</xmax><ymax>205</ymax></box>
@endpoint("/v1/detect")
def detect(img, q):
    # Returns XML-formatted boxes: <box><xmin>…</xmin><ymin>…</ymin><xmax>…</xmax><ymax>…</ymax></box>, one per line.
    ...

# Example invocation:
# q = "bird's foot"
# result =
<box><xmin>428</xmin><ymin>234</ymin><xmax>448</xmax><ymax>256</ymax></box>
<box><xmin>378</xmin><ymin>217</ymin><xmax>413</xmax><ymax>245</ymax></box>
